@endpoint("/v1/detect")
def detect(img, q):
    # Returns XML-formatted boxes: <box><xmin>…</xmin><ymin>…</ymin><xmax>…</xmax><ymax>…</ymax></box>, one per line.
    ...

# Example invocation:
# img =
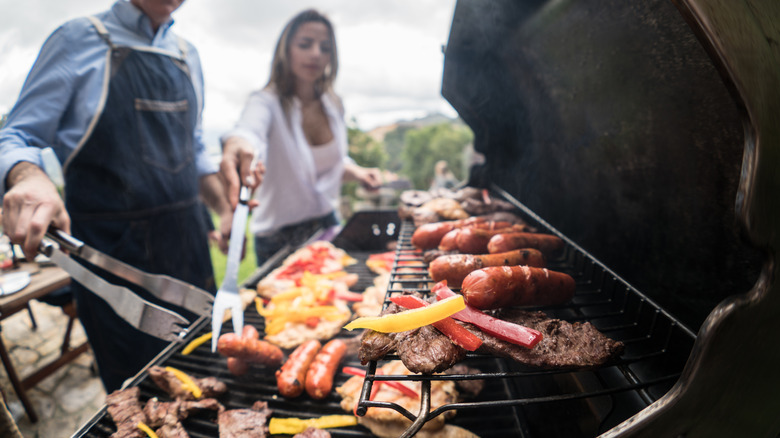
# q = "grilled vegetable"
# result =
<box><xmin>389</xmin><ymin>295</ymin><xmax>482</xmax><ymax>351</ymax></box>
<box><xmin>343</xmin><ymin>295</ymin><xmax>466</xmax><ymax>333</ymax></box>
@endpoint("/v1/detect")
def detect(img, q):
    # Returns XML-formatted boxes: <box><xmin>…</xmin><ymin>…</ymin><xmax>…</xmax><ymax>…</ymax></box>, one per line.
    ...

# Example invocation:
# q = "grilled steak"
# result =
<box><xmin>293</xmin><ymin>427</ymin><xmax>332</xmax><ymax>438</ymax></box>
<box><xmin>358</xmin><ymin>299</ymin><xmax>465</xmax><ymax>374</ymax></box>
<box><xmin>359</xmin><ymin>297</ymin><xmax>623</xmax><ymax>372</ymax></box>
<box><xmin>148</xmin><ymin>366</ymin><xmax>227</xmax><ymax>400</ymax></box>
<box><xmin>477</xmin><ymin>309</ymin><xmax>624</xmax><ymax>368</ymax></box>
<box><xmin>218</xmin><ymin>401</ymin><xmax>272</xmax><ymax>438</ymax></box>
<box><xmin>106</xmin><ymin>387</ymin><xmax>146</xmax><ymax>438</ymax></box>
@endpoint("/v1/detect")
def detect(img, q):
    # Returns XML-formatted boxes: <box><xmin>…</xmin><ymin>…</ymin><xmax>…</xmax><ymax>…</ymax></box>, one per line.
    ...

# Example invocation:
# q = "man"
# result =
<box><xmin>0</xmin><ymin>0</ymin><xmax>233</xmax><ymax>391</ymax></box>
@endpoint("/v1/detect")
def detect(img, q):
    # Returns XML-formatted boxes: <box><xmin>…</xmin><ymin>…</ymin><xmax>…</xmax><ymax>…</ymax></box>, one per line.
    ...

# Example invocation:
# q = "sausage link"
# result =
<box><xmin>226</xmin><ymin>357</ymin><xmax>250</xmax><ymax>376</ymax></box>
<box><xmin>429</xmin><ymin>249</ymin><xmax>546</xmax><ymax>288</ymax></box>
<box><xmin>304</xmin><ymin>339</ymin><xmax>348</xmax><ymax>399</ymax></box>
<box><xmin>412</xmin><ymin>218</ymin><xmax>517</xmax><ymax>250</ymax></box>
<box><xmin>455</xmin><ymin>225</ymin><xmax>529</xmax><ymax>254</ymax></box>
<box><xmin>487</xmin><ymin>232</ymin><xmax>564</xmax><ymax>255</ymax></box>
<box><xmin>276</xmin><ymin>340</ymin><xmax>322</xmax><ymax>398</ymax></box>
<box><xmin>461</xmin><ymin>266</ymin><xmax>576</xmax><ymax>309</ymax></box>
<box><xmin>217</xmin><ymin>333</ymin><xmax>284</xmax><ymax>368</ymax></box>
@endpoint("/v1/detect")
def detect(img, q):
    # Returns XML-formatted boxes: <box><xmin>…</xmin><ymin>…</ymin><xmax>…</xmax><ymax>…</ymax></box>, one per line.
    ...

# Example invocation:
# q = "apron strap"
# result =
<box><xmin>85</xmin><ymin>16</ymin><xmax>115</xmax><ymax>49</ymax></box>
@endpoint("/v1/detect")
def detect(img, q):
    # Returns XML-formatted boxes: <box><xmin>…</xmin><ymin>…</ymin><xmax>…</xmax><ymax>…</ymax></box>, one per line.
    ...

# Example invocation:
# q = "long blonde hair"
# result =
<box><xmin>265</xmin><ymin>9</ymin><xmax>339</xmax><ymax>115</ymax></box>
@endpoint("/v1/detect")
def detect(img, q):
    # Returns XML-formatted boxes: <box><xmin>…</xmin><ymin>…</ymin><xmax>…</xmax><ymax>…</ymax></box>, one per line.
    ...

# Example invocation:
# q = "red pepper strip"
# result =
<box><xmin>342</xmin><ymin>367</ymin><xmax>419</xmax><ymax>399</ymax></box>
<box><xmin>333</xmin><ymin>290</ymin><xmax>364</xmax><ymax>302</ymax></box>
<box><xmin>433</xmin><ymin>282</ymin><xmax>543</xmax><ymax>349</ymax></box>
<box><xmin>389</xmin><ymin>295</ymin><xmax>483</xmax><ymax>351</ymax></box>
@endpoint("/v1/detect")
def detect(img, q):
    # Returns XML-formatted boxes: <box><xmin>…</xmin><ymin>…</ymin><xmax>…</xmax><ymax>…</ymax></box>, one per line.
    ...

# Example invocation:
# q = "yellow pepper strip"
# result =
<box><xmin>344</xmin><ymin>295</ymin><xmax>466</xmax><ymax>333</ymax></box>
<box><xmin>137</xmin><ymin>421</ymin><xmax>159</xmax><ymax>438</ymax></box>
<box><xmin>270</xmin><ymin>287</ymin><xmax>304</xmax><ymax>303</ymax></box>
<box><xmin>181</xmin><ymin>332</ymin><xmax>212</xmax><ymax>355</ymax></box>
<box><xmin>165</xmin><ymin>366</ymin><xmax>202</xmax><ymax>399</ymax></box>
<box><xmin>268</xmin><ymin>415</ymin><xmax>358</xmax><ymax>435</ymax></box>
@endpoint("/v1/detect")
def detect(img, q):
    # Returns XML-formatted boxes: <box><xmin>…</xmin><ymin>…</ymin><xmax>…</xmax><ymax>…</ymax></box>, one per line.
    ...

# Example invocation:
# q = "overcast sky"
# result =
<box><xmin>0</xmin><ymin>0</ymin><xmax>459</xmax><ymax>150</ymax></box>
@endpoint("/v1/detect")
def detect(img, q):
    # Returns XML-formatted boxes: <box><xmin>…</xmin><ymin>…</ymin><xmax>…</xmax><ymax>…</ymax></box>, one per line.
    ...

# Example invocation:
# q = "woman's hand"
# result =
<box><xmin>2</xmin><ymin>162</ymin><xmax>70</xmax><ymax>260</ymax></box>
<box><xmin>220</xmin><ymin>136</ymin><xmax>265</xmax><ymax>209</ymax></box>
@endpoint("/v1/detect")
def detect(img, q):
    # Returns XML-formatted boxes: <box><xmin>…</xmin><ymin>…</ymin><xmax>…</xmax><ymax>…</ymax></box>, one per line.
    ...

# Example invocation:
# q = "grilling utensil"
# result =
<box><xmin>211</xmin><ymin>185</ymin><xmax>250</xmax><ymax>352</ymax></box>
<box><xmin>40</xmin><ymin>230</ymin><xmax>193</xmax><ymax>343</ymax></box>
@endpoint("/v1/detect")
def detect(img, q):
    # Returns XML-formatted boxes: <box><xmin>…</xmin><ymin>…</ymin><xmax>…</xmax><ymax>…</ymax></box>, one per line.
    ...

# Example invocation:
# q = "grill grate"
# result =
<box><xmin>353</xmin><ymin>190</ymin><xmax>696</xmax><ymax>437</ymax></box>
<box><xmin>73</xmin><ymin>201</ymin><xmax>697</xmax><ymax>437</ymax></box>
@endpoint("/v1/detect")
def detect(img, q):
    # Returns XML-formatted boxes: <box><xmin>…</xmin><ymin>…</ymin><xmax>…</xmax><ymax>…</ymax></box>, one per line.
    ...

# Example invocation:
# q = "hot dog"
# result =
<box><xmin>226</xmin><ymin>357</ymin><xmax>250</xmax><ymax>376</ymax></box>
<box><xmin>304</xmin><ymin>339</ymin><xmax>348</xmax><ymax>399</ymax></box>
<box><xmin>428</xmin><ymin>249</ymin><xmax>546</xmax><ymax>288</ymax></box>
<box><xmin>487</xmin><ymin>232</ymin><xmax>565</xmax><ymax>255</ymax></box>
<box><xmin>437</xmin><ymin>228</ymin><xmax>461</xmax><ymax>251</ymax></box>
<box><xmin>276</xmin><ymin>339</ymin><xmax>321</xmax><ymax>398</ymax></box>
<box><xmin>217</xmin><ymin>329</ymin><xmax>284</xmax><ymax>368</ymax></box>
<box><xmin>461</xmin><ymin>266</ymin><xmax>576</xmax><ymax>309</ymax></box>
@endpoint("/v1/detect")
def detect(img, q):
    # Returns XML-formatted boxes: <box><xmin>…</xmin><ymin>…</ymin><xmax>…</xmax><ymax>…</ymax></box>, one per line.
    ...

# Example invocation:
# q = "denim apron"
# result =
<box><xmin>62</xmin><ymin>17</ymin><xmax>214</xmax><ymax>391</ymax></box>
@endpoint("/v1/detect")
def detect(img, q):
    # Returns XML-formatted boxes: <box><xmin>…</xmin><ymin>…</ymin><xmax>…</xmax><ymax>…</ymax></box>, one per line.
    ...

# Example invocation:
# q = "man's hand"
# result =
<box><xmin>2</xmin><ymin>162</ymin><xmax>70</xmax><ymax>260</ymax></box>
<box><xmin>220</xmin><ymin>136</ymin><xmax>264</xmax><ymax>209</ymax></box>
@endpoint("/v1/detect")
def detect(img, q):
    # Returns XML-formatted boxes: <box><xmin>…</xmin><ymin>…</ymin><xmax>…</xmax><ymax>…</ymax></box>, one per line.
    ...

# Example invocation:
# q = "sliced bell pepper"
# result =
<box><xmin>181</xmin><ymin>332</ymin><xmax>212</xmax><ymax>355</ymax></box>
<box><xmin>343</xmin><ymin>295</ymin><xmax>466</xmax><ymax>333</ymax></box>
<box><xmin>268</xmin><ymin>414</ymin><xmax>358</xmax><ymax>435</ymax></box>
<box><xmin>389</xmin><ymin>295</ymin><xmax>482</xmax><ymax>351</ymax></box>
<box><xmin>164</xmin><ymin>366</ymin><xmax>202</xmax><ymax>399</ymax></box>
<box><xmin>136</xmin><ymin>421</ymin><xmax>159</xmax><ymax>438</ymax></box>
<box><xmin>333</xmin><ymin>289</ymin><xmax>364</xmax><ymax>302</ymax></box>
<box><xmin>433</xmin><ymin>282</ymin><xmax>543</xmax><ymax>348</ymax></box>
<box><xmin>342</xmin><ymin>366</ymin><xmax>419</xmax><ymax>399</ymax></box>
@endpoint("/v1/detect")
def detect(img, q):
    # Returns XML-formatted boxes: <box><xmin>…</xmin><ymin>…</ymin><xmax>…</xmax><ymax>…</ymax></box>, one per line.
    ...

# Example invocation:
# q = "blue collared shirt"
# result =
<box><xmin>0</xmin><ymin>0</ymin><xmax>216</xmax><ymax>197</ymax></box>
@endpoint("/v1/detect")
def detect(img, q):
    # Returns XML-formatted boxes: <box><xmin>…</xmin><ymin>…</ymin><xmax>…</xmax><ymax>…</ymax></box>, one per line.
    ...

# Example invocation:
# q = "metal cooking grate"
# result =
<box><xmin>354</xmin><ymin>189</ymin><xmax>697</xmax><ymax>437</ymax></box>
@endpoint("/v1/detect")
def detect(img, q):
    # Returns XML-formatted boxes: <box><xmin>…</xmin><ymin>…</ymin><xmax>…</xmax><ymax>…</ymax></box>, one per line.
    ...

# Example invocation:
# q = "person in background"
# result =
<box><xmin>0</xmin><ymin>0</ymin><xmax>233</xmax><ymax>391</ymax></box>
<box><xmin>220</xmin><ymin>9</ymin><xmax>384</xmax><ymax>266</ymax></box>
<box><xmin>430</xmin><ymin>160</ymin><xmax>459</xmax><ymax>191</ymax></box>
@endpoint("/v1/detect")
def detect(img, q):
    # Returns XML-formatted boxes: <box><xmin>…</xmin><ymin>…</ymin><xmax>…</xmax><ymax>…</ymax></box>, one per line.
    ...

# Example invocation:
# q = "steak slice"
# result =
<box><xmin>475</xmin><ymin>309</ymin><xmax>624</xmax><ymax>369</ymax></box>
<box><xmin>106</xmin><ymin>387</ymin><xmax>147</xmax><ymax>438</ymax></box>
<box><xmin>218</xmin><ymin>401</ymin><xmax>272</xmax><ymax>438</ymax></box>
<box><xmin>395</xmin><ymin>325</ymin><xmax>465</xmax><ymax>374</ymax></box>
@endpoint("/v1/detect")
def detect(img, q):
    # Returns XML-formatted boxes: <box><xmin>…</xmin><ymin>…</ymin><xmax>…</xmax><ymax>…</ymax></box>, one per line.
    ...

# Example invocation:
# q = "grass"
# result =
<box><xmin>209</xmin><ymin>213</ymin><xmax>258</xmax><ymax>287</ymax></box>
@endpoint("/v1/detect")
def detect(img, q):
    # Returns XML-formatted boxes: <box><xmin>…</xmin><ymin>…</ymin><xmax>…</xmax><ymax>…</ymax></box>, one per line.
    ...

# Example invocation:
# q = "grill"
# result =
<box><xmin>73</xmin><ymin>0</ymin><xmax>780</xmax><ymax>436</ymax></box>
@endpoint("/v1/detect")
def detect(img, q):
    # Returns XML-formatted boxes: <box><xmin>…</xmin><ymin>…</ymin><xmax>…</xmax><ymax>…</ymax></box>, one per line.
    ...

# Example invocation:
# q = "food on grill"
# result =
<box><xmin>293</xmin><ymin>427</ymin><xmax>332</xmax><ymax>438</ymax></box>
<box><xmin>357</xmin><ymin>301</ymin><xmax>466</xmax><ymax>374</ymax></box>
<box><xmin>147</xmin><ymin>366</ymin><xmax>227</xmax><ymax>400</ymax></box>
<box><xmin>344</xmin><ymin>295</ymin><xmax>465</xmax><ymax>334</ymax></box>
<box><xmin>336</xmin><ymin>360</ymin><xmax>479</xmax><ymax>438</ymax></box>
<box><xmin>428</xmin><ymin>249</ymin><xmax>546</xmax><ymax>288</ymax></box>
<box><xmin>366</xmin><ymin>251</ymin><xmax>395</xmax><ymax>273</ymax></box>
<box><xmin>411</xmin><ymin>217</ymin><xmax>514</xmax><ymax>250</ymax></box>
<box><xmin>217</xmin><ymin>326</ymin><xmax>284</xmax><ymax>369</ymax></box>
<box><xmin>257</xmin><ymin>241</ymin><xmax>357</xmax><ymax>298</ymax></box>
<box><xmin>218</xmin><ymin>401</ymin><xmax>272</xmax><ymax>438</ymax></box>
<box><xmin>352</xmin><ymin>272</ymin><xmax>390</xmax><ymax>318</ymax></box>
<box><xmin>460</xmin><ymin>266</ymin><xmax>576</xmax><ymax>309</ymax></box>
<box><xmin>423</xmin><ymin>248</ymin><xmax>458</xmax><ymax>264</ymax></box>
<box><xmin>106</xmin><ymin>387</ymin><xmax>224</xmax><ymax>438</ymax></box>
<box><xmin>305</xmin><ymin>338</ymin><xmax>349</xmax><ymax>399</ymax></box>
<box><xmin>438</xmin><ymin>224</ymin><xmax>531</xmax><ymax>253</ymax></box>
<box><xmin>478</xmin><ymin>308</ymin><xmax>624</xmax><ymax>369</ymax></box>
<box><xmin>276</xmin><ymin>339</ymin><xmax>322</xmax><ymax>398</ymax></box>
<box><xmin>487</xmin><ymin>231</ymin><xmax>564</xmax><ymax>255</ymax></box>
<box><xmin>269</xmin><ymin>415</ymin><xmax>356</xmax><ymax>435</ymax></box>
<box><xmin>435</xmin><ymin>282</ymin><xmax>543</xmax><ymax>348</ymax></box>
<box><xmin>389</xmin><ymin>294</ymin><xmax>483</xmax><ymax>351</ymax></box>
<box><xmin>256</xmin><ymin>273</ymin><xmax>353</xmax><ymax>348</ymax></box>
<box><xmin>399</xmin><ymin>189</ymin><xmax>433</xmax><ymax>206</ymax></box>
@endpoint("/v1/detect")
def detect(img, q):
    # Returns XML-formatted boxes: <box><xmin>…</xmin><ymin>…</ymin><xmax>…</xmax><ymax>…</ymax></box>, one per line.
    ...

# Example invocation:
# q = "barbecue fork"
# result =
<box><xmin>211</xmin><ymin>185</ymin><xmax>250</xmax><ymax>352</ymax></box>
<box><xmin>40</xmin><ymin>231</ymin><xmax>199</xmax><ymax>343</ymax></box>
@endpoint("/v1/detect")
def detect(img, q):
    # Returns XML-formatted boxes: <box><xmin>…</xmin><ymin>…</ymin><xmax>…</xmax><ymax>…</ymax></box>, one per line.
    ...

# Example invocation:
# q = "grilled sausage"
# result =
<box><xmin>226</xmin><ymin>357</ymin><xmax>250</xmax><ymax>376</ymax></box>
<box><xmin>276</xmin><ymin>340</ymin><xmax>322</xmax><ymax>398</ymax></box>
<box><xmin>428</xmin><ymin>249</ymin><xmax>546</xmax><ymax>288</ymax></box>
<box><xmin>454</xmin><ymin>225</ymin><xmax>529</xmax><ymax>254</ymax></box>
<box><xmin>304</xmin><ymin>339</ymin><xmax>348</xmax><ymax>399</ymax></box>
<box><xmin>487</xmin><ymin>232</ymin><xmax>565</xmax><ymax>255</ymax></box>
<box><xmin>461</xmin><ymin>266</ymin><xmax>576</xmax><ymax>309</ymax></box>
<box><xmin>412</xmin><ymin>218</ymin><xmax>516</xmax><ymax>250</ymax></box>
<box><xmin>438</xmin><ymin>229</ymin><xmax>461</xmax><ymax>251</ymax></box>
<box><xmin>217</xmin><ymin>332</ymin><xmax>284</xmax><ymax>368</ymax></box>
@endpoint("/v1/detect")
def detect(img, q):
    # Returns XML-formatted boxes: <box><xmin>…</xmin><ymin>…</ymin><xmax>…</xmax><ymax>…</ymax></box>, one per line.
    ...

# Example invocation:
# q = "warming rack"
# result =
<box><xmin>353</xmin><ymin>187</ymin><xmax>697</xmax><ymax>438</ymax></box>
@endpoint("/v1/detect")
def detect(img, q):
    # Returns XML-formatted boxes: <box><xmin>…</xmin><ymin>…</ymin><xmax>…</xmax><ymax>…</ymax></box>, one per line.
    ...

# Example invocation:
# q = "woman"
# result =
<box><xmin>221</xmin><ymin>9</ymin><xmax>383</xmax><ymax>266</ymax></box>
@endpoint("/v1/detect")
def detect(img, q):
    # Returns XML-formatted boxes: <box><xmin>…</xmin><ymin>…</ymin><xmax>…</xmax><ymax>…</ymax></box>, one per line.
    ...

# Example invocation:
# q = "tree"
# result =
<box><xmin>400</xmin><ymin>123</ymin><xmax>474</xmax><ymax>190</ymax></box>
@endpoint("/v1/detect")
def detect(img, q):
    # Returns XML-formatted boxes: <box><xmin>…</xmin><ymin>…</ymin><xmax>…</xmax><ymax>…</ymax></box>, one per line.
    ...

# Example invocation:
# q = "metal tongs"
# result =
<box><xmin>39</xmin><ymin>229</ymin><xmax>214</xmax><ymax>342</ymax></box>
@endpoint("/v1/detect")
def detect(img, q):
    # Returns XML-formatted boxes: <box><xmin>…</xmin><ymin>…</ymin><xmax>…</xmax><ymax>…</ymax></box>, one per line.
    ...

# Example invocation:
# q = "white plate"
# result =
<box><xmin>0</xmin><ymin>272</ymin><xmax>31</xmax><ymax>296</ymax></box>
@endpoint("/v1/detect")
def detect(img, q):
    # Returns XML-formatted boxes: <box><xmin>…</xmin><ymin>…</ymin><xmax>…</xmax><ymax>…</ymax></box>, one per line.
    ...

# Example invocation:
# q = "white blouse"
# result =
<box><xmin>221</xmin><ymin>89</ymin><xmax>352</xmax><ymax>236</ymax></box>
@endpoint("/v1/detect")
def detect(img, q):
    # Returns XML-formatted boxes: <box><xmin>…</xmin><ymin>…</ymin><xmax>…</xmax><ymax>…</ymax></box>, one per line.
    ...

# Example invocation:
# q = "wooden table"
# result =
<box><xmin>0</xmin><ymin>262</ymin><xmax>89</xmax><ymax>423</ymax></box>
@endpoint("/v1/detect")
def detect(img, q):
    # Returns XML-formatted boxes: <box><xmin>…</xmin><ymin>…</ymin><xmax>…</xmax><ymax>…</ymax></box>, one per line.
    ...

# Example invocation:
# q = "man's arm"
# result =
<box><xmin>2</xmin><ymin>162</ymin><xmax>70</xmax><ymax>260</ymax></box>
